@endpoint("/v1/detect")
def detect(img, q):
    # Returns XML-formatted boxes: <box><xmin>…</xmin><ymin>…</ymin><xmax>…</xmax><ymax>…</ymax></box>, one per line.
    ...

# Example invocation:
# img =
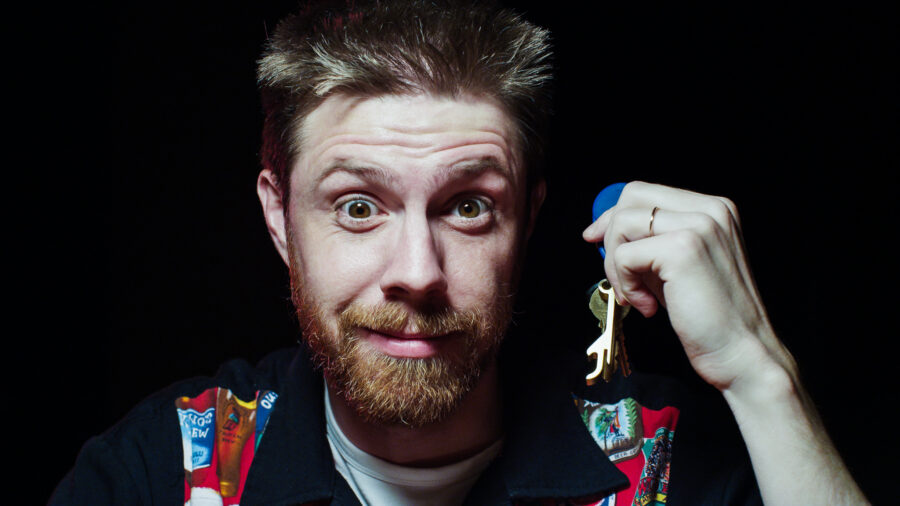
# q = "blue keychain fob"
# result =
<box><xmin>592</xmin><ymin>182</ymin><xmax>627</xmax><ymax>258</ymax></box>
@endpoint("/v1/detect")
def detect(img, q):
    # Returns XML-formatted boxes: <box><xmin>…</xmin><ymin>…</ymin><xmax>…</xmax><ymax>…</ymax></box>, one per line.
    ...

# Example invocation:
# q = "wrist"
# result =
<box><xmin>723</xmin><ymin>352</ymin><xmax>796</xmax><ymax>411</ymax></box>
<box><xmin>720</xmin><ymin>329</ymin><xmax>800</xmax><ymax>409</ymax></box>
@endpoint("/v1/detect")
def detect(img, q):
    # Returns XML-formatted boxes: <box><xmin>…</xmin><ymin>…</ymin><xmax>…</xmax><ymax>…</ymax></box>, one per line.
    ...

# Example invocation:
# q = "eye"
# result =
<box><xmin>454</xmin><ymin>198</ymin><xmax>486</xmax><ymax>219</ymax></box>
<box><xmin>340</xmin><ymin>199</ymin><xmax>378</xmax><ymax>219</ymax></box>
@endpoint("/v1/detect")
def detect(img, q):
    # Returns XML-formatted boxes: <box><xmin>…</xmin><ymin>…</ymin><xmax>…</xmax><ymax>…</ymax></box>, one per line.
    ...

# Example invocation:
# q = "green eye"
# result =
<box><xmin>455</xmin><ymin>198</ymin><xmax>485</xmax><ymax>218</ymax></box>
<box><xmin>342</xmin><ymin>199</ymin><xmax>376</xmax><ymax>219</ymax></box>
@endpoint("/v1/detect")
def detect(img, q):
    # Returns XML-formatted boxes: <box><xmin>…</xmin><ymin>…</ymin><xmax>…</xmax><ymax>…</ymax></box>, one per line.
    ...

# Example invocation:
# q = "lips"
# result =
<box><xmin>368</xmin><ymin>328</ymin><xmax>446</xmax><ymax>340</ymax></box>
<box><xmin>360</xmin><ymin>327</ymin><xmax>460</xmax><ymax>358</ymax></box>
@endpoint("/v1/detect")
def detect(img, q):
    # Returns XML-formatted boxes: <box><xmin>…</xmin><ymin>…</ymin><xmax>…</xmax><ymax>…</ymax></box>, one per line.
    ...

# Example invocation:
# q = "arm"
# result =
<box><xmin>582</xmin><ymin>181</ymin><xmax>866</xmax><ymax>505</ymax></box>
<box><xmin>50</xmin><ymin>437</ymin><xmax>143</xmax><ymax>505</ymax></box>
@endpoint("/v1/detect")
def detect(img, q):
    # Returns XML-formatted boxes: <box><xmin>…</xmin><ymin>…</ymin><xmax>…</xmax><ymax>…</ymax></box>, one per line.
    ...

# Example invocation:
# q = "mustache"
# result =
<box><xmin>338</xmin><ymin>301</ymin><xmax>481</xmax><ymax>337</ymax></box>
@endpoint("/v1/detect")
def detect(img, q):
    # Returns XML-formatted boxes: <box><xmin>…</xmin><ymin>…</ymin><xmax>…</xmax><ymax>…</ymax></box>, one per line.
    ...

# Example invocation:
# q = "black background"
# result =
<box><xmin>36</xmin><ymin>1</ymin><xmax>895</xmax><ymax>502</ymax></box>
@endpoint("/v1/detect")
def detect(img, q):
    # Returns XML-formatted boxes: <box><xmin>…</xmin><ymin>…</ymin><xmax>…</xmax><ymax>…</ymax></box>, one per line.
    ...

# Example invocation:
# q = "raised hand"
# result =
<box><xmin>583</xmin><ymin>181</ymin><xmax>793</xmax><ymax>390</ymax></box>
<box><xmin>583</xmin><ymin>181</ymin><xmax>867</xmax><ymax>504</ymax></box>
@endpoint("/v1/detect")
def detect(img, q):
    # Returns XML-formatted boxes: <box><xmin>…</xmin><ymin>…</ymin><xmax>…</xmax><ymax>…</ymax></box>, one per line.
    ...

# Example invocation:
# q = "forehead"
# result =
<box><xmin>292</xmin><ymin>93</ymin><xmax>522</xmax><ymax>184</ymax></box>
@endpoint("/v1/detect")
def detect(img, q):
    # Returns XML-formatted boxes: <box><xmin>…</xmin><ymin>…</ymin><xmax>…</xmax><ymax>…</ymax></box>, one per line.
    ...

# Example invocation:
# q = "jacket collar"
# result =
<box><xmin>479</xmin><ymin>348</ymin><xmax>629</xmax><ymax>503</ymax></box>
<box><xmin>242</xmin><ymin>345</ymin><xmax>627</xmax><ymax>504</ymax></box>
<box><xmin>240</xmin><ymin>347</ymin><xmax>337</xmax><ymax>505</ymax></box>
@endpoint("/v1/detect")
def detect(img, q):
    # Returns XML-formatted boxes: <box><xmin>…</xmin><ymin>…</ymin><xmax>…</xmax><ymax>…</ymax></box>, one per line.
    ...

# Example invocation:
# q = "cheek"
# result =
<box><xmin>443</xmin><ymin>231</ymin><xmax>520</xmax><ymax>301</ymax></box>
<box><xmin>293</xmin><ymin>229</ymin><xmax>388</xmax><ymax>307</ymax></box>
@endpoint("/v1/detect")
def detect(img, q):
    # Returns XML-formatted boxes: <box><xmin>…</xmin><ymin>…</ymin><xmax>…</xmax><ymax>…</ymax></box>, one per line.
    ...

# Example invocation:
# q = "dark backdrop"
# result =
<box><xmin>39</xmin><ymin>2</ymin><xmax>895</xmax><ymax>502</ymax></box>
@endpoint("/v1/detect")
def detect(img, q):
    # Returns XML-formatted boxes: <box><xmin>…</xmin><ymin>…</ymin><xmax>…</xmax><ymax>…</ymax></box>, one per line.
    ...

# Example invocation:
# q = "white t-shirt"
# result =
<box><xmin>324</xmin><ymin>387</ymin><xmax>502</xmax><ymax>506</ymax></box>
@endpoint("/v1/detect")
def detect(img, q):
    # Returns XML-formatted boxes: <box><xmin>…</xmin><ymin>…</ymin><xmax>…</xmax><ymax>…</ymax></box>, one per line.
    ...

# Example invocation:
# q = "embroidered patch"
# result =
<box><xmin>176</xmin><ymin>387</ymin><xmax>279</xmax><ymax>505</ymax></box>
<box><xmin>575</xmin><ymin>397</ymin><xmax>644</xmax><ymax>462</ymax></box>
<box><xmin>573</xmin><ymin>395</ymin><xmax>679</xmax><ymax>506</ymax></box>
<box><xmin>634</xmin><ymin>427</ymin><xmax>674</xmax><ymax>506</ymax></box>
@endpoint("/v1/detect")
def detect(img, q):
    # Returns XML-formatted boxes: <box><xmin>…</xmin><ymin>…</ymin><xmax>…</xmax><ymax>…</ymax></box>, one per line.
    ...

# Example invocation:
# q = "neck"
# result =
<box><xmin>326</xmin><ymin>362</ymin><xmax>503</xmax><ymax>467</ymax></box>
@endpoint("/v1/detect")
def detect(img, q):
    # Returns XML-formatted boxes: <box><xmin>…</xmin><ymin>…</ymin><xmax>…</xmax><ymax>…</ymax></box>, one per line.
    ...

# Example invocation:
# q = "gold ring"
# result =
<box><xmin>649</xmin><ymin>207</ymin><xmax>659</xmax><ymax>236</ymax></box>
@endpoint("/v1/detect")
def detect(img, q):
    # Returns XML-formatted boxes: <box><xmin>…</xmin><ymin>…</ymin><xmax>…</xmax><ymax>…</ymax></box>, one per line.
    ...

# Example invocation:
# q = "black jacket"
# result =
<box><xmin>52</xmin><ymin>345</ymin><xmax>761</xmax><ymax>505</ymax></box>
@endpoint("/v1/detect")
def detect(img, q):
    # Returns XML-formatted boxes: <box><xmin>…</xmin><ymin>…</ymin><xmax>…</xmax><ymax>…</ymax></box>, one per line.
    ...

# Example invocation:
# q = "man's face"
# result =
<box><xmin>280</xmin><ymin>93</ymin><xmax>532</xmax><ymax>426</ymax></box>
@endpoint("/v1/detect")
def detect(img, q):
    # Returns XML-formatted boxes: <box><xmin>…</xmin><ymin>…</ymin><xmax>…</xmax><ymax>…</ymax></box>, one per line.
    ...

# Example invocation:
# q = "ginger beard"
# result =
<box><xmin>289</xmin><ymin>257</ymin><xmax>514</xmax><ymax>427</ymax></box>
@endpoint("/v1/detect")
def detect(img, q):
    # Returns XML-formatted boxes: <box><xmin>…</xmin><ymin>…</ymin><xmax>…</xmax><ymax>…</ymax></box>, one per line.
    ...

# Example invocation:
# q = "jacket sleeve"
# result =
<box><xmin>50</xmin><ymin>396</ymin><xmax>185</xmax><ymax>506</ymax></box>
<box><xmin>50</xmin><ymin>436</ymin><xmax>149</xmax><ymax>505</ymax></box>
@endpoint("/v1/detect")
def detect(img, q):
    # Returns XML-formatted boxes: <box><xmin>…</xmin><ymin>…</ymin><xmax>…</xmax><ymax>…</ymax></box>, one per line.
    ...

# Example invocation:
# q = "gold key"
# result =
<box><xmin>586</xmin><ymin>279</ymin><xmax>631</xmax><ymax>385</ymax></box>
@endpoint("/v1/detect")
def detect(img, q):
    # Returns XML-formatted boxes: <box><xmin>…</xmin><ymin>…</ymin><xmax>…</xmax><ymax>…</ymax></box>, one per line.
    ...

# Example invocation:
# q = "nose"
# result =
<box><xmin>379</xmin><ymin>213</ymin><xmax>448</xmax><ymax>303</ymax></box>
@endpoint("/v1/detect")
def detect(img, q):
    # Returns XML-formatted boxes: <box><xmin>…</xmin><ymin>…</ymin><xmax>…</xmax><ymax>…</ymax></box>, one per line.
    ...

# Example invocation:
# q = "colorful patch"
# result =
<box><xmin>596</xmin><ymin>493</ymin><xmax>616</xmax><ymax>506</ymax></box>
<box><xmin>573</xmin><ymin>395</ymin><xmax>679</xmax><ymax>506</ymax></box>
<box><xmin>574</xmin><ymin>397</ymin><xmax>644</xmax><ymax>462</ymax></box>
<box><xmin>634</xmin><ymin>427</ymin><xmax>674</xmax><ymax>506</ymax></box>
<box><xmin>176</xmin><ymin>387</ymin><xmax>279</xmax><ymax>505</ymax></box>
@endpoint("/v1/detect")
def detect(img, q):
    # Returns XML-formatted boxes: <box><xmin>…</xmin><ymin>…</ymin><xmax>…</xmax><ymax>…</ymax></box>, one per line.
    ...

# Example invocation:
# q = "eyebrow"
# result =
<box><xmin>314</xmin><ymin>161</ymin><xmax>399</xmax><ymax>189</ymax></box>
<box><xmin>313</xmin><ymin>156</ymin><xmax>513</xmax><ymax>189</ymax></box>
<box><xmin>441</xmin><ymin>157</ymin><xmax>513</xmax><ymax>185</ymax></box>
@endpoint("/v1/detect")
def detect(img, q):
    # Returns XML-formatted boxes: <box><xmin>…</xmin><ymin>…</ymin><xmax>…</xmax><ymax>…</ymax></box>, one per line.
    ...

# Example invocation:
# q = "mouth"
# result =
<box><xmin>360</xmin><ymin>327</ymin><xmax>461</xmax><ymax>359</ymax></box>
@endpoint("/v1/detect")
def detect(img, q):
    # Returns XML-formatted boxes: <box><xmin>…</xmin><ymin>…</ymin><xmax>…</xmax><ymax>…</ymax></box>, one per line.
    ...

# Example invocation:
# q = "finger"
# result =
<box><xmin>603</xmin><ymin>205</ymin><xmax>739</xmax><ymax>298</ymax></box>
<box><xmin>603</xmin><ymin>208</ymin><xmax>709</xmax><ymax>291</ymax></box>
<box><xmin>617</xmin><ymin>181</ymin><xmax>741</xmax><ymax>231</ymax></box>
<box><xmin>605</xmin><ymin>208</ymin><xmax>726</xmax><ymax>253</ymax></box>
<box><xmin>615</xmin><ymin>186</ymin><xmax>753</xmax><ymax>310</ymax></box>
<box><xmin>609</xmin><ymin>236</ymin><xmax>670</xmax><ymax>317</ymax></box>
<box><xmin>582</xmin><ymin>207</ymin><xmax>613</xmax><ymax>243</ymax></box>
<box><xmin>583</xmin><ymin>181</ymin><xmax>734</xmax><ymax>243</ymax></box>
<box><xmin>604</xmin><ymin>209</ymin><xmax>727</xmax><ymax>314</ymax></box>
<box><xmin>610</xmin><ymin>230</ymin><xmax>716</xmax><ymax>318</ymax></box>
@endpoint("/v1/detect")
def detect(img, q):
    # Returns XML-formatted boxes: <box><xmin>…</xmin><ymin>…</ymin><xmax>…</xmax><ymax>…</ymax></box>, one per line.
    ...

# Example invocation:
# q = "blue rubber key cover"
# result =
<box><xmin>592</xmin><ymin>182</ymin><xmax>627</xmax><ymax>258</ymax></box>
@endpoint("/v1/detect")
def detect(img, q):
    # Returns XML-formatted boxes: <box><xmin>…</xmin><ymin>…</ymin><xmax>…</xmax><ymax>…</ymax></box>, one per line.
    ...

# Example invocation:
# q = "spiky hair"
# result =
<box><xmin>257</xmin><ymin>0</ymin><xmax>553</xmax><ymax>203</ymax></box>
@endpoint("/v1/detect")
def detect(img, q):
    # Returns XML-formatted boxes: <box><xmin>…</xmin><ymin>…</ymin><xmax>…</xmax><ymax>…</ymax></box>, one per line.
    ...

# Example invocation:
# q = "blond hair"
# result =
<box><xmin>257</xmin><ymin>0</ymin><xmax>553</xmax><ymax>204</ymax></box>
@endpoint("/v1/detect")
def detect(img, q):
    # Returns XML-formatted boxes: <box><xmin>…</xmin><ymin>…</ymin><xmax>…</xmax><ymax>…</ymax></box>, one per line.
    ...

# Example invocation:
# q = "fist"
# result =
<box><xmin>582</xmin><ymin>182</ymin><xmax>784</xmax><ymax>390</ymax></box>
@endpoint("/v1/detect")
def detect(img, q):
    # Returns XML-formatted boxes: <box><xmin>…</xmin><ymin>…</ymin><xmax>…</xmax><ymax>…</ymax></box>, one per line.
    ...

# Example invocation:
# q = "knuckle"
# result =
<box><xmin>694</xmin><ymin>213</ymin><xmax>718</xmax><ymax>237</ymax></box>
<box><xmin>721</xmin><ymin>197</ymin><xmax>742</xmax><ymax>225</ymax></box>
<box><xmin>621</xmin><ymin>181</ymin><xmax>647</xmax><ymax>201</ymax></box>
<box><xmin>604</xmin><ymin>212</ymin><xmax>620</xmax><ymax>243</ymax></box>
<box><xmin>718</xmin><ymin>196</ymin><xmax>737</xmax><ymax>212</ymax></box>
<box><xmin>611</xmin><ymin>240</ymin><xmax>631</xmax><ymax>265</ymax></box>
<box><xmin>671</xmin><ymin>229</ymin><xmax>705</xmax><ymax>259</ymax></box>
<box><xmin>706</xmin><ymin>198</ymin><xmax>731</xmax><ymax>223</ymax></box>
<box><xmin>713</xmin><ymin>196</ymin><xmax>740</xmax><ymax>225</ymax></box>
<box><xmin>697</xmin><ymin>196</ymin><xmax>740</xmax><ymax>233</ymax></box>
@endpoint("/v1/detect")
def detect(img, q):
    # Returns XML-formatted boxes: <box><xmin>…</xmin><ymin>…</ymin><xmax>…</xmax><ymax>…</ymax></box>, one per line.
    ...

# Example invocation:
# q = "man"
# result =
<box><xmin>55</xmin><ymin>1</ymin><xmax>867</xmax><ymax>504</ymax></box>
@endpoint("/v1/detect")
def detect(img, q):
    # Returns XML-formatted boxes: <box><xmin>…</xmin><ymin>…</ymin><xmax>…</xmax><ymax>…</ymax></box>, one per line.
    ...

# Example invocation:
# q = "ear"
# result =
<box><xmin>257</xmin><ymin>169</ymin><xmax>290</xmax><ymax>266</ymax></box>
<box><xmin>526</xmin><ymin>179</ymin><xmax>546</xmax><ymax>240</ymax></box>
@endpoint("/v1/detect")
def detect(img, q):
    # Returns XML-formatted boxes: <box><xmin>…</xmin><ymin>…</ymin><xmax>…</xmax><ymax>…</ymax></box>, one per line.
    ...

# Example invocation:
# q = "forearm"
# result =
<box><xmin>721</xmin><ymin>336</ymin><xmax>867</xmax><ymax>505</ymax></box>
